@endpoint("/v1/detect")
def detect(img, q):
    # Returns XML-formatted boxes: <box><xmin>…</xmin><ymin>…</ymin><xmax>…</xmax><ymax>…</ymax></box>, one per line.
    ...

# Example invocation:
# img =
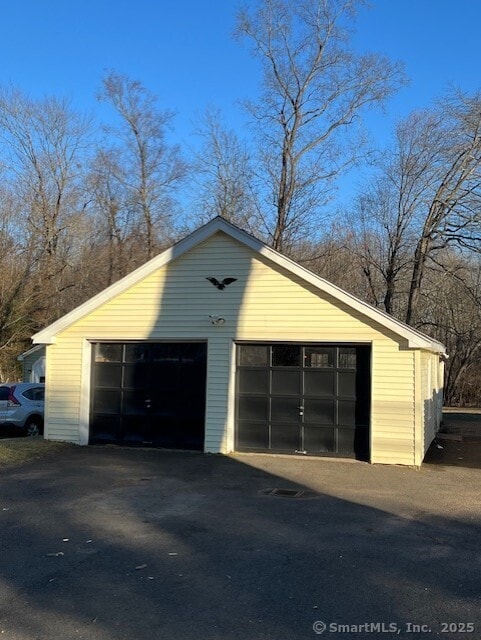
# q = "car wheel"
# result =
<box><xmin>24</xmin><ymin>418</ymin><xmax>44</xmax><ymax>437</ymax></box>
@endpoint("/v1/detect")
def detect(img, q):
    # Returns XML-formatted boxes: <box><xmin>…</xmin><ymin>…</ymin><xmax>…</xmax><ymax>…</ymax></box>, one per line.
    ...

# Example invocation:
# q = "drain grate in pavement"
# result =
<box><xmin>259</xmin><ymin>488</ymin><xmax>320</xmax><ymax>499</ymax></box>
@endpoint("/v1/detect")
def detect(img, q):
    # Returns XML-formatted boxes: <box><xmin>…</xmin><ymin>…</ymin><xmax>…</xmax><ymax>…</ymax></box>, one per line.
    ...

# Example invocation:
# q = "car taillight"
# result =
<box><xmin>7</xmin><ymin>386</ymin><xmax>20</xmax><ymax>407</ymax></box>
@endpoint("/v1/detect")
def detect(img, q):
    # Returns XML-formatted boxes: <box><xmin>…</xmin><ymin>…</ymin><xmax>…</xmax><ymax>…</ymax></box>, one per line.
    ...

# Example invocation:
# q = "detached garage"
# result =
<box><xmin>32</xmin><ymin>217</ymin><xmax>445</xmax><ymax>466</ymax></box>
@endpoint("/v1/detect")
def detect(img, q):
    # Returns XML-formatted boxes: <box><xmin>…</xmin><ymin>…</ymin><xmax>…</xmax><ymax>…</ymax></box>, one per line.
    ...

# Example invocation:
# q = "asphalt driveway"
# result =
<box><xmin>425</xmin><ymin>409</ymin><xmax>481</xmax><ymax>469</ymax></box>
<box><xmin>1</xmin><ymin>446</ymin><xmax>480</xmax><ymax>640</ymax></box>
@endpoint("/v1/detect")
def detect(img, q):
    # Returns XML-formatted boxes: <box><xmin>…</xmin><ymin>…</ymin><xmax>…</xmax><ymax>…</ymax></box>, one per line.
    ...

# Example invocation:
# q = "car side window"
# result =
<box><xmin>34</xmin><ymin>388</ymin><xmax>45</xmax><ymax>401</ymax></box>
<box><xmin>21</xmin><ymin>388</ymin><xmax>44</xmax><ymax>401</ymax></box>
<box><xmin>0</xmin><ymin>387</ymin><xmax>9</xmax><ymax>401</ymax></box>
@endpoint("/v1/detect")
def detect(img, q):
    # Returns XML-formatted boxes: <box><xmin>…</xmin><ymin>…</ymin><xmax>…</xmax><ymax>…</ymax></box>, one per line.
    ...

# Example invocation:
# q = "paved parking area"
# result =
<box><xmin>1</xmin><ymin>444</ymin><xmax>480</xmax><ymax>640</ymax></box>
<box><xmin>424</xmin><ymin>410</ymin><xmax>481</xmax><ymax>469</ymax></box>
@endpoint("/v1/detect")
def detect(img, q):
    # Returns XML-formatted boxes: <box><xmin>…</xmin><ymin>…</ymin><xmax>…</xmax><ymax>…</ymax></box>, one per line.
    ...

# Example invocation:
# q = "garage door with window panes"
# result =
<box><xmin>236</xmin><ymin>344</ymin><xmax>370</xmax><ymax>459</ymax></box>
<box><xmin>90</xmin><ymin>342</ymin><xmax>207</xmax><ymax>449</ymax></box>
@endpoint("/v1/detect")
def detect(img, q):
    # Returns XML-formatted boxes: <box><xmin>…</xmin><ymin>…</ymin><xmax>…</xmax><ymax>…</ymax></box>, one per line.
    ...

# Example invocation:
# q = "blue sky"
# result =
<box><xmin>1</xmin><ymin>0</ymin><xmax>480</xmax><ymax>204</ymax></box>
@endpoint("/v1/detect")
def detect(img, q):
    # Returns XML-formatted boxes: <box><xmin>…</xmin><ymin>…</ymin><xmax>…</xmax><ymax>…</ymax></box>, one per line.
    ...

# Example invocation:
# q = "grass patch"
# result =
<box><xmin>0</xmin><ymin>437</ymin><xmax>71</xmax><ymax>467</ymax></box>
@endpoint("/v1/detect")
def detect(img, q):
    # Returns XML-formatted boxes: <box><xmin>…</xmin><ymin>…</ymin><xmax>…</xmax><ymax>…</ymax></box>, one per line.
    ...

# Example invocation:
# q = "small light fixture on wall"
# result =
<box><xmin>209</xmin><ymin>315</ymin><xmax>226</xmax><ymax>326</ymax></box>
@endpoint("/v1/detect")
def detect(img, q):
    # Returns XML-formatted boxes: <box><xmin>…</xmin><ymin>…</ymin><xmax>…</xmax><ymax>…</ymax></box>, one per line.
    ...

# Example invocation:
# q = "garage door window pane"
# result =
<box><xmin>238</xmin><ymin>345</ymin><xmax>269</xmax><ymax>367</ymax></box>
<box><xmin>338</xmin><ymin>371</ymin><xmax>356</xmax><ymax>397</ymax></box>
<box><xmin>304</xmin><ymin>347</ymin><xmax>334</xmax><ymax>368</ymax></box>
<box><xmin>304</xmin><ymin>399</ymin><xmax>334</xmax><ymax>424</ymax></box>
<box><xmin>271</xmin><ymin>424</ymin><xmax>300</xmax><ymax>450</ymax></box>
<box><xmin>304</xmin><ymin>371</ymin><xmax>334</xmax><ymax>396</ymax></box>
<box><xmin>238</xmin><ymin>370</ymin><xmax>268</xmax><ymax>394</ymax></box>
<box><xmin>179</xmin><ymin>361</ymin><xmax>198</xmax><ymax>384</ymax></box>
<box><xmin>303</xmin><ymin>426</ymin><xmax>335</xmax><ymax>453</ymax></box>
<box><xmin>272</xmin><ymin>345</ymin><xmax>300</xmax><ymax>367</ymax></box>
<box><xmin>150</xmin><ymin>344</ymin><xmax>176</xmax><ymax>362</ymax></box>
<box><xmin>180</xmin><ymin>343</ymin><xmax>206</xmax><ymax>363</ymax></box>
<box><xmin>338</xmin><ymin>400</ymin><xmax>356</xmax><ymax>425</ymax></box>
<box><xmin>122</xmin><ymin>416</ymin><xmax>148</xmax><ymax>443</ymax></box>
<box><xmin>272</xmin><ymin>370</ymin><xmax>300</xmax><ymax>395</ymax></box>
<box><xmin>125</xmin><ymin>344</ymin><xmax>149</xmax><ymax>363</ymax></box>
<box><xmin>89</xmin><ymin>416</ymin><xmax>119</xmax><ymax>443</ymax></box>
<box><xmin>271</xmin><ymin>397</ymin><xmax>300</xmax><ymax>422</ymax></box>
<box><xmin>238</xmin><ymin>396</ymin><xmax>268</xmax><ymax>421</ymax></box>
<box><xmin>122</xmin><ymin>390</ymin><xmax>145</xmax><ymax>415</ymax></box>
<box><xmin>150</xmin><ymin>363</ymin><xmax>179</xmax><ymax>392</ymax></box>
<box><xmin>93</xmin><ymin>390</ymin><xmax>121</xmax><ymax>414</ymax></box>
<box><xmin>337</xmin><ymin>428</ymin><xmax>356</xmax><ymax>454</ymax></box>
<box><xmin>123</xmin><ymin>364</ymin><xmax>150</xmax><ymax>389</ymax></box>
<box><xmin>339</xmin><ymin>348</ymin><xmax>357</xmax><ymax>369</ymax></box>
<box><xmin>95</xmin><ymin>364</ymin><xmax>122</xmax><ymax>388</ymax></box>
<box><xmin>95</xmin><ymin>344</ymin><xmax>122</xmax><ymax>363</ymax></box>
<box><xmin>237</xmin><ymin>423</ymin><xmax>268</xmax><ymax>449</ymax></box>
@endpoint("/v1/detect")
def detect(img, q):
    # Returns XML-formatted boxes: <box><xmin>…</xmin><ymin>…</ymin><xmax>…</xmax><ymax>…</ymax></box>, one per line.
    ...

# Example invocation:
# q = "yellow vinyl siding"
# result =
<box><xmin>44</xmin><ymin>343</ymin><xmax>81</xmax><ymax>443</ymax></box>
<box><xmin>204</xmin><ymin>337</ymin><xmax>233</xmax><ymax>452</ymax></box>
<box><xmin>44</xmin><ymin>231</ymin><xmax>425</xmax><ymax>464</ymax></box>
<box><xmin>370</xmin><ymin>342</ymin><xmax>415</xmax><ymax>465</ymax></box>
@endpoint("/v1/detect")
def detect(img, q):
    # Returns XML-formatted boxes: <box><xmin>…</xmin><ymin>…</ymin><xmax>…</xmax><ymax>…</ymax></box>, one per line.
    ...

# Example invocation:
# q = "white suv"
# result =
<box><xmin>0</xmin><ymin>383</ymin><xmax>45</xmax><ymax>437</ymax></box>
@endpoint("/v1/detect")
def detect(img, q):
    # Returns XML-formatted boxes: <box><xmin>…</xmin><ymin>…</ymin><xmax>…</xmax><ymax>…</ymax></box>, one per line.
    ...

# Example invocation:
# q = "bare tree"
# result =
<box><xmin>292</xmin><ymin>223</ymin><xmax>375</xmax><ymax>299</ymax></box>
<box><xmin>87</xmin><ymin>148</ymin><xmax>136</xmax><ymax>285</ymax></box>
<box><xmin>236</xmin><ymin>0</ymin><xmax>405</xmax><ymax>252</ymax></box>
<box><xmin>417</xmin><ymin>255</ymin><xmax>481</xmax><ymax>406</ymax></box>
<box><xmin>99</xmin><ymin>72</ymin><xmax>187</xmax><ymax>260</ymax></box>
<box><xmin>0</xmin><ymin>87</ymin><xmax>91</xmax><ymax>323</ymax></box>
<box><xmin>191</xmin><ymin>108</ymin><xmax>260</xmax><ymax>232</ymax></box>
<box><xmin>0</xmin><ymin>183</ymin><xmax>39</xmax><ymax>380</ymax></box>
<box><xmin>350</xmin><ymin>91</ymin><xmax>481</xmax><ymax>327</ymax></box>
<box><xmin>405</xmin><ymin>90</ymin><xmax>481</xmax><ymax>324</ymax></box>
<box><xmin>344</xmin><ymin>91</ymin><xmax>481</xmax><ymax>407</ymax></box>
<box><xmin>343</xmin><ymin>112</ymin><xmax>442</xmax><ymax>316</ymax></box>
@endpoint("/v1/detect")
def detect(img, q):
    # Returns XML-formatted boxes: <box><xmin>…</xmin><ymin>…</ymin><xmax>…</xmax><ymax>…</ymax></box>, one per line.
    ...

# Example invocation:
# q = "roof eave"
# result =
<box><xmin>17</xmin><ymin>344</ymin><xmax>46</xmax><ymax>360</ymax></box>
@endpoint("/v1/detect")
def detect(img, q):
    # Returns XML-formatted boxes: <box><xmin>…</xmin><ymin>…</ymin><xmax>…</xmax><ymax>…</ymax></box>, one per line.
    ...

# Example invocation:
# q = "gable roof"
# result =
<box><xmin>17</xmin><ymin>343</ymin><xmax>45</xmax><ymax>362</ymax></box>
<box><xmin>32</xmin><ymin>216</ymin><xmax>446</xmax><ymax>353</ymax></box>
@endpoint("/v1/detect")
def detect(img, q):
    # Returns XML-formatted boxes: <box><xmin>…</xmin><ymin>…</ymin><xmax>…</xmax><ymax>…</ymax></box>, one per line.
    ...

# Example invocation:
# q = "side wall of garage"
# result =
<box><xmin>43</xmin><ymin>231</ymin><xmax>419</xmax><ymax>464</ymax></box>
<box><xmin>420</xmin><ymin>350</ymin><xmax>444</xmax><ymax>461</ymax></box>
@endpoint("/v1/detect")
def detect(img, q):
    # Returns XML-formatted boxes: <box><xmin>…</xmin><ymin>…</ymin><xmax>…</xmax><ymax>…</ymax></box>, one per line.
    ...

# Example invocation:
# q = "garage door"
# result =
<box><xmin>236</xmin><ymin>343</ymin><xmax>370</xmax><ymax>459</ymax></box>
<box><xmin>90</xmin><ymin>342</ymin><xmax>207</xmax><ymax>449</ymax></box>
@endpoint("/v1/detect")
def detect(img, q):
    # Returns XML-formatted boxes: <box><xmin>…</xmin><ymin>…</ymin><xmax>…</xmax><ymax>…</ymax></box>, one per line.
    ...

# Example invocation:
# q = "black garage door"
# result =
<box><xmin>90</xmin><ymin>342</ymin><xmax>207</xmax><ymax>449</ymax></box>
<box><xmin>236</xmin><ymin>343</ymin><xmax>370</xmax><ymax>459</ymax></box>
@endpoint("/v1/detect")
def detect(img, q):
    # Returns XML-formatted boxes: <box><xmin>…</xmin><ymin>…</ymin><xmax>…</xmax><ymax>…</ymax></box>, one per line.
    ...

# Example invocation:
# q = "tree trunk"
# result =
<box><xmin>406</xmin><ymin>233</ymin><xmax>432</xmax><ymax>325</ymax></box>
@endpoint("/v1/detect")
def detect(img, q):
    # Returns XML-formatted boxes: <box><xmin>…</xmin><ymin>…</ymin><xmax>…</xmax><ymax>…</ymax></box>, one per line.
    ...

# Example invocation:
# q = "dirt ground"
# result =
<box><xmin>424</xmin><ymin>409</ymin><xmax>481</xmax><ymax>469</ymax></box>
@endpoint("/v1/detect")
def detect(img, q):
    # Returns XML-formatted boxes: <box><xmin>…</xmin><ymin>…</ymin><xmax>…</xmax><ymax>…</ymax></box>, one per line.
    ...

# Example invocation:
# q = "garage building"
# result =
<box><xmin>32</xmin><ymin>217</ymin><xmax>446</xmax><ymax>466</ymax></box>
